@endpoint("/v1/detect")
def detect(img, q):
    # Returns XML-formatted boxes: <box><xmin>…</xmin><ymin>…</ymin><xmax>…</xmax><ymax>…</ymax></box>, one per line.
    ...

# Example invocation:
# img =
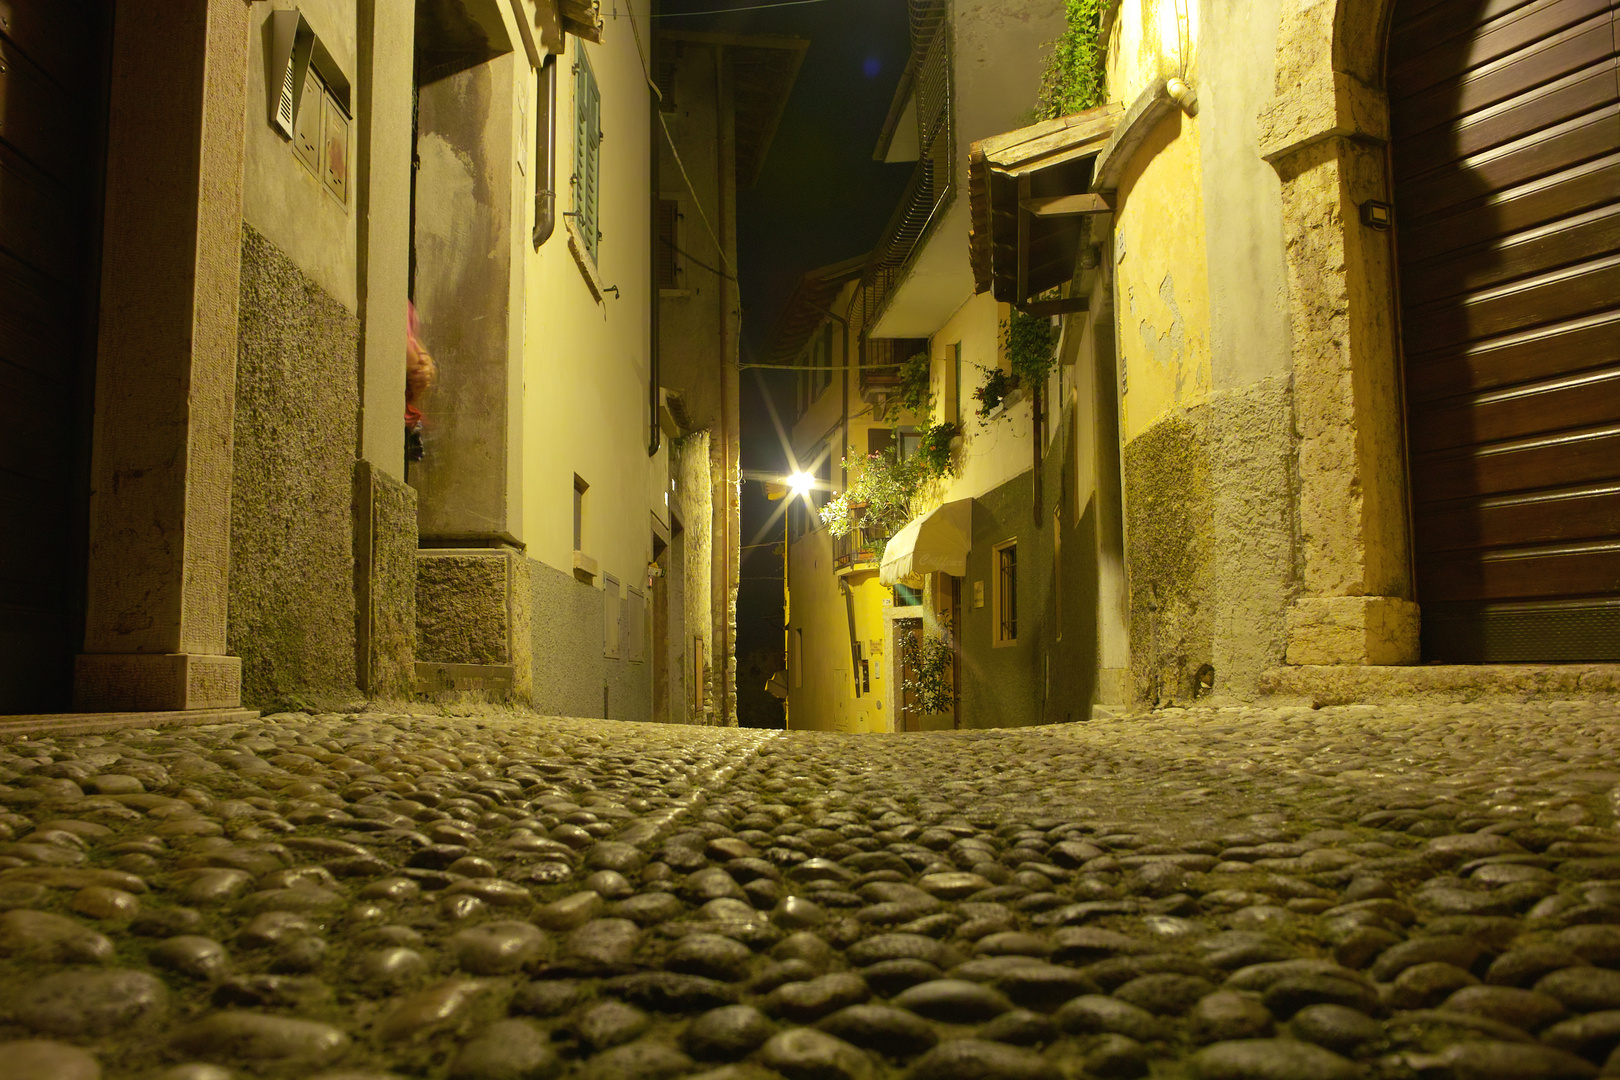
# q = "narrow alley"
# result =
<box><xmin>0</xmin><ymin>702</ymin><xmax>1617</xmax><ymax>1079</ymax></box>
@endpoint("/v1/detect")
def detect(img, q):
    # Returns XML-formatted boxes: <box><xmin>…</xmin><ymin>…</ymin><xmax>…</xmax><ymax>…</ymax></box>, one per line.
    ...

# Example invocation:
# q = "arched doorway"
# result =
<box><xmin>1388</xmin><ymin>0</ymin><xmax>1620</xmax><ymax>661</ymax></box>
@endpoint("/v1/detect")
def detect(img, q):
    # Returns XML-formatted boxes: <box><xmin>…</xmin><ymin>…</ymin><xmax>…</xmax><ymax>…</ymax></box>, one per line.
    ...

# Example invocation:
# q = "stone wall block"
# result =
<box><xmin>416</xmin><ymin>552</ymin><xmax>514</xmax><ymax>667</ymax></box>
<box><xmin>229</xmin><ymin>226</ymin><xmax>361</xmax><ymax>709</ymax></box>
<box><xmin>1285</xmin><ymin>595</ymin><xmax>1420</xmax><ymax>665</ymax></box>
<box><xmin>355</xmin><ymin>461</ymin><xmax>418</xmax><ymax>698</ymax></box>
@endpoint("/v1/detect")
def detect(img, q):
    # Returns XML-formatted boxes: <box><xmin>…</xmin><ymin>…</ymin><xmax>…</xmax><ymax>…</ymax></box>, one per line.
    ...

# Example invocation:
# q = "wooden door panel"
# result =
<box><xmin>1389</xmin><ymin>0</ymin><xmax>1609</xmax><ymax>99</ymax></box>
<box><xmin>1396</xmin><ymin>105</ymin><xmax>1618</xmax><ymax>223</ymax></box>
<box><xmin>1417</xmin><ymin>542</ymin><xmax>1620</xmax><ymax>600</ymax></box>
<box><xmin>0</xmin><ymin>143</ymin><xmax>79</xmax><ymax>282</ymax></box>
<box><xmin>0</xmin><ymin>0</ymin><xmax>92</xmax><ymax>91</ymax></box>
<box><xmin>1415</xmin><ymin>482</ymin><xmax>1620</xmax><ymax>553</ymax></box>
<box><xmin>0</xmin><ymin>36</ymin><xmax>90</xmax><ymax>183</ymax></box>
<box><xmin>1394</xmin><ymin>61</ymin><xmax>1618</xmax><ymax>181</ymax></box>
<box><xmin>1407</xmin><ymin>309</ymin><xmax>1620</xmax><ymax>401</ymax></box>
<box><xmin>1400</xmin><ymin>202</ymin><xmax>1620</xmax><ymax>307</ymax></box>
<box><xmin>1402</xmin><ymin>254</ymin><xmax>1620</xmax><ymax>352</ymax></box>
<box><xmin>1408</xmin><ymin>365</ymin><xmax>1620</xmax><ymax>453</ymax></box>
<box><xmin>1392</xmin><ymin>15</ymin><xmax>1615</xmax><ymax>141</ymax></box>
<box><xmin>1389</xmin><ymin>0</ymin><xmax>1542</xmax><ymax>70</ymax></box>
<box><xmin>0</xmin><ymin>250</ymin><xmax>75</xmax><ymax>382</ymax></box>
<box><xmin>1398</xmin><ymin>153</ymin><xmax>1617</xmax><ymax>264</ymax></box>
<box><xmin>0</xmin><ymin>359</ymin><xmax>74</xmax><ymax>484</ymax></box>
<box><xmin>1411</xmin><ymin>423</ymin><xmax>1620</xmax><ymax>501</ymax></box>
<box><xmin>1395</xmin><ymin>0</ymin><xmax>1620</xmax><ymax>657</ymax></box>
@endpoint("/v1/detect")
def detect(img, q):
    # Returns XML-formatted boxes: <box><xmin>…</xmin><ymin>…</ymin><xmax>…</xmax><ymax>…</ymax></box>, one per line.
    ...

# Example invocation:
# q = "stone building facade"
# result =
<box><xmin>783</xmin><ymin>0</ymin><xmax>1618</xmax><ymax>725</ymax></box>
<box><xmin>0</xmin><ymin>0</ymin><xmax>799</xmax><ymax>725</ymax></box>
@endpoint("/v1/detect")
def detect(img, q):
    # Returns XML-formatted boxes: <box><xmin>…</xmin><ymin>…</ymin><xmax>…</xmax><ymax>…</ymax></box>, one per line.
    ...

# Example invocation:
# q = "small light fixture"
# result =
<box><xmin>1360</xmin><ymin>201</ymin><xmax>1393</xmax><ymax>231</ymax></box>
<box><xmin>786</xmin><ymin>472</ymin><xmax>815</xmax><ymax>497</ymax></box>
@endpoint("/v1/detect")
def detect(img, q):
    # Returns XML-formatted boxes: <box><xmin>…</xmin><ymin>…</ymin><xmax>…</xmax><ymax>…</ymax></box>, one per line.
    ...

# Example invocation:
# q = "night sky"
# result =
<box><xmin>653</xmin><ymin>0</ymin><xmax>914</xmax><ymax>725</ymax></box>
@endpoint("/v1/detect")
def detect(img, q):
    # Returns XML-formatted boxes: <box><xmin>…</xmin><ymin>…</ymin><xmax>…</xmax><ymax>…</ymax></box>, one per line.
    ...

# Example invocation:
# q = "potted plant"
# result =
<box><xmin>974</xmin><ymin>366</ymin><xmax>1018</xmax><ymax>420</ymax></box>
<box><xmin>900</xmin><ymin>620</ymin><xmax>955</xmax><ymax>717</ymax></box>
<box><xmin>819</xmin><ymin>447</ymin><xmax>917</xmax><ymax>543</ymax></box>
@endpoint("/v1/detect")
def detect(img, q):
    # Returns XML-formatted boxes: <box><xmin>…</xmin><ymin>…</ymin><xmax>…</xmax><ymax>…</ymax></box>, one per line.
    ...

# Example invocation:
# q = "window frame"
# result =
<box><xmin>993</xmin><ymin>539</ymin><xmax>1018</xmax><ymax>647</ymax></box>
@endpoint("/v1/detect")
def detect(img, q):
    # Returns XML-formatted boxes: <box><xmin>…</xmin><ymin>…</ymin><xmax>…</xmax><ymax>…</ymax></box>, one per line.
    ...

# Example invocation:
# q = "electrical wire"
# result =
<box><xmin>603</xmin><ymin>0</ymin><xmax>837</xmax><ymax>17</ymax></box>
<box><xmin>609</xmin><ymin>1</ymin><xmax>739</xmax><ymax>279</ymax></box>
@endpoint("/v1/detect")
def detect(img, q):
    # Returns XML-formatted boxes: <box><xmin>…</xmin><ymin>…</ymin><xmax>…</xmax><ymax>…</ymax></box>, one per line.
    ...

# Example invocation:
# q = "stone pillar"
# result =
<box><xmin>1259</xmin><ymin>36</ymin><xmax>1418</xmax><ymax>666</ymax></box>
<box><xmin>354</xmin><ymin>0</ymin><xmax>420</xmax><ymax>696</ymax></box>
<box><xmin>74</xmin><ymin>0</ymin><xmax>250</xmax><ymax>711</ymax></box>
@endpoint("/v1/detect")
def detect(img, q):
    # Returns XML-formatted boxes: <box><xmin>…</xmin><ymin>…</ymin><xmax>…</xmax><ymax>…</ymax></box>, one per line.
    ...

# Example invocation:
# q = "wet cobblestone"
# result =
<box><xmin>0</xmin><ymin>702</ymin><xmax>1616</xmax><ymax>1078</ymax></box>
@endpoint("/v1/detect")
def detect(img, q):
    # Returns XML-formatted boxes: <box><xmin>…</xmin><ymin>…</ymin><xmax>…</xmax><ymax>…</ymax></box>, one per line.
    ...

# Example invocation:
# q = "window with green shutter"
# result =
<box><xmin>572</xmin><ymin>46</ymin><xmax>601</xmax><ymax>264</ymax></box>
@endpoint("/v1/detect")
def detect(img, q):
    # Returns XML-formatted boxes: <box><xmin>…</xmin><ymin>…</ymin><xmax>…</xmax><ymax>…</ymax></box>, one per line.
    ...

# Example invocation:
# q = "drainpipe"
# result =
<box><xmin>648</xmin><ymin>64</ymin><xmax>661</xmax><ymax>457</ymax></box>
<box><xmin>532</xmin><ymin>54</ymin><xmax>557</xmax><ymax>248</ymax></box>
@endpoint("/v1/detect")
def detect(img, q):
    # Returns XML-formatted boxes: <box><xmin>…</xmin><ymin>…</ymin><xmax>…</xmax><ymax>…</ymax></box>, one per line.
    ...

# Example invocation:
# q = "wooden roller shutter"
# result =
<box><xmin>0</xmin><ymin>0</ymin><xmax>108</xmax><ymax>711</ymax></box>
<box><xmin>1390</xmin><ymin>0</ymin><xmax>1620</xmax><ymax>661</ymax></box>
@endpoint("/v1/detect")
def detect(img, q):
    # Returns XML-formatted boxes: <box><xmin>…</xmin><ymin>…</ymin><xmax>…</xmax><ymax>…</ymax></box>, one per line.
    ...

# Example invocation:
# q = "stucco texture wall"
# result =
<box><xmin>955</xmin><ymin>441</ymin><xmax>1096</xmax><ymax>729</ymax></box>
<box><xmin>527</xmin><ymin>558</ymin><xmax>652</xmax><ymax>723</ymax></box>
<box><xmin>358</xmin><ymin>461</ymin><xmax>417</xmax><ymax>698</ymax></box>
<box><xmin>230</xmin><ymin>225</ymin><xmax>361</xmax><ymax>708</ymax></box>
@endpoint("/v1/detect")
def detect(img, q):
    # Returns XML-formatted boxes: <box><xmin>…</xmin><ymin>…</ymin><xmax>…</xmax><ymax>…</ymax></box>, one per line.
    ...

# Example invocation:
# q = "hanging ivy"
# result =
<box><xmin>1037</xmin><ymin>0</ymin><xmax>1108</xmax><ymax>120</ymax></box>
<box><xmin>880</xmin><ymin>350</ymin><xmax>934</xmax><ymax>422</ymax></box>
<box><xmin>913</xmin><ymin>419</ymin><xmax>959</xmax><ymax>480</ymax></box>
<box><xmin>1006</xmin><ymin>309</ymin><xmax>1056</xmax><ymax>388</ymax></box>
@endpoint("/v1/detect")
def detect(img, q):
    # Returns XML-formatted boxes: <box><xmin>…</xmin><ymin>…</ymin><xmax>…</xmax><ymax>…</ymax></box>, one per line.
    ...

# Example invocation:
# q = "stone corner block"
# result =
<box><xmin>73</xmin><ymin>653</ymin><xmax>242</xmax><ymax>712</ymax></box>
<box><xmin>1259</xmin><ymin>70</ymin><xmax>1389</xmax><ymax>165</ymax></box>
<box><xmin>1285</xmin><ymin>595</ymin><xmax>1419</xmax><ymax>666</ymax></box>
<box><xmin>415</xmin><ymin>548</ymin><xmax>531</xmax><ymax>702</ymax></box>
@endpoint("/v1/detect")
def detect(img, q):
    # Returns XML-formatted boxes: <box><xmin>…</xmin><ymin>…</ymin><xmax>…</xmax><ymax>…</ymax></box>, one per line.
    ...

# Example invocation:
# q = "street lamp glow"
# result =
<box><xmin>786</xmin><ymin>471</ymin><xmax>815</xmax><ymax>497</ymax></box>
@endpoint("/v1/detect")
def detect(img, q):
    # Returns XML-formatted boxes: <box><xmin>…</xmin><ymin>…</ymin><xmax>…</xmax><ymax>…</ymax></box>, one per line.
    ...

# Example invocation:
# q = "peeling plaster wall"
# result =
<box><xmin>672</xmin><ymin>433</ymin><xmax>716</xmax><ymax>723</ymax></box>
<box><xmin>230</xmin><ymin>226</ymin><xmax>361</xmax><ymax>708</ymax></box>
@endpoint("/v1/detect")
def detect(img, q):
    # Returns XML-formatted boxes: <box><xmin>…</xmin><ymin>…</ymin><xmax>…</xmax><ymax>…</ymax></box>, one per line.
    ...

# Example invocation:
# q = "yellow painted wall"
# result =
<box><xmin>1111</xmin><ymin>114</ymin><xmax>1212</xmax><ymax>443</ymax></box>
<box><xmin>522</xmin><ymin>15</ymin><xmax>665</xmax><ymax>593</ymax></box>
<box><xmin>912</xmin><ymin>293</ymin><xmax>1033</xmax><ymax>517</ymax></box>
<box><xmin>1106</xmin><ymin>1</ymin><xmax>1213</xmax><ymax>445</ymax></box>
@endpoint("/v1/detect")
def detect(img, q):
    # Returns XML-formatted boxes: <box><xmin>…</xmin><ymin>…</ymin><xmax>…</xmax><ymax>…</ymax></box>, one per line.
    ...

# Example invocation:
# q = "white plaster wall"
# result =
<box><xmin>522</xmin><ymin>5</ymin><xmax>663</xmax><ymax>602</ymax></box>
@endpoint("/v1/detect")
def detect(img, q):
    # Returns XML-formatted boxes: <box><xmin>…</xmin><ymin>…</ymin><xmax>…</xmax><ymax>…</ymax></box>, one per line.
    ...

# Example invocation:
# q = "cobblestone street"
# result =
<box><xmin>0</xmin><ymin>704</ymin><xmax>1618</xmax><ymax>1079</ymax></box>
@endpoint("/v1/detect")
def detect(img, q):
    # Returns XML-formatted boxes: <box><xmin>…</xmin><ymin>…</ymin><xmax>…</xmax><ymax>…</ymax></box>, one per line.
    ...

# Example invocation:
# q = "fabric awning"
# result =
<box><xmin>879</xmin><ymin>499</ymin><xmax>973</xmax><ymax>585</ymax></box>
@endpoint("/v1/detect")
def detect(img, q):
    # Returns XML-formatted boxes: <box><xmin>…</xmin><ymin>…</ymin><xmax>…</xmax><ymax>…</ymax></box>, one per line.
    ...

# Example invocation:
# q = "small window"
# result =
<box><xmin>655</xmin><ymin>198</ymin><xmax>681</xmax><ymax>289</ymax></box>
<box><xmin>953</xmin><ymin>342</ymin><xmax>963</xmax><ymax>427</ymax></box>
<box><xmin>603</xmin><ymin>573</ymin><xmax>621</xmax><ymax>659</ymax></box>
<box><xmin>893</xmin><ymin>583</ymin><xmax>922</xmax><ymax>607</ymax></box>
<box><xmin>867</xmin><ymin>427</ymin><xmax>895</xmax><ymax>457</ymax></box>
<box><xmin>897</xmin><ymin>427</ymin><xmax>921</xmax><ymax>461</ymax></box>
<box><xmin>628</xmin><ymin>587</ymin><xmax>647</xmax><ymax>662</ymax></box>
<box><xmin>573</xmin><ymin>475</ymin><xmax>588</xmax><ymax>552</ymax></box>
<box><xmin>993</xmin><ymin>539</ymin><xmax>1018</xmax><ymax>646</ymax></box>
<box><xmin>572</xmin><ymin>45</ymin><xmax>602</xmax><ymax>263</ymax></box>
<box><xmin>656</xmin><ymin>59</ymin><xmax>677</xmax><ymax>112</ymax></box>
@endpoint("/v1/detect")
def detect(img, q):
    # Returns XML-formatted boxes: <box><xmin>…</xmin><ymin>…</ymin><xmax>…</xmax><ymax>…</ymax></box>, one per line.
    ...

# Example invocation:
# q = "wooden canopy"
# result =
<box><xmin>968</xmin><ymin>103</ymin><xmax>1121</xmax><ymax>315</ymax></box>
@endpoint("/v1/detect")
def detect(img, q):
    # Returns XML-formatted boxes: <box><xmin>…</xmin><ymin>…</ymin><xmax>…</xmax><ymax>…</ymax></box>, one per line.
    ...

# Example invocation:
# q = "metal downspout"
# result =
<box><xmin>533</xmin><ymin>54</ymin><xmax>557</xmax><ymax>248</ymax></box>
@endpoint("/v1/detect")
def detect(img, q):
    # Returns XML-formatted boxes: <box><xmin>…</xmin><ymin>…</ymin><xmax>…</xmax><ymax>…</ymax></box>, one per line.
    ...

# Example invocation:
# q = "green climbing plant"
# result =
<box><xmin>1006</xmin><ymin>309</ymin><xmax>1056</xmax><ymax>388</ymax></box>
<box><xmin>880</xmin><ymin>350</ymin><xmax>934</xmax><ymax>422</ymax></box>
<box><xmin>913</xmin><ymin>420</ymin><xmax>960</xmax><ymax>481</ymax></box>
<box><xmin>1036</xmin><ymin>0</ymin><xmax>1108</xmax><ymax>120</ymax></box>
<box><xmin>900</xmin><ymin>620</ymin><xmax>955</xmax><ymax>716</ymax></box>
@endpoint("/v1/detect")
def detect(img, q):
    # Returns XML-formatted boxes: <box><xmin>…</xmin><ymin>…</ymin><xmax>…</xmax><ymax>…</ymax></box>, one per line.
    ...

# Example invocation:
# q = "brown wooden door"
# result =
<box><xmin>0</xmin><ymin>1</ymin><xmax>109</xmax><ymax>710</ymax></box>
<box><xmin>1390</xmin><ymin>0</ymin><xmax>1620</xmax><ymax>661</ymax></box>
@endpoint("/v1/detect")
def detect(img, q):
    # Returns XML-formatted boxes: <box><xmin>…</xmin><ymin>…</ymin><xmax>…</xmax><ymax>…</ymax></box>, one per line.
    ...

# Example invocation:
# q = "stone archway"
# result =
<box><xmin>1257</xmin><ymin>0</ymin><xmax>1420</xmax><ymax>666</ymax></box>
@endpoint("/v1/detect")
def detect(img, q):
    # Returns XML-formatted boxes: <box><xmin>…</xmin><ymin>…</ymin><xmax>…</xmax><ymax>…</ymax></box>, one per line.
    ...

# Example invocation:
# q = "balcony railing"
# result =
<box><xmin>834</xmin><ymin>526</ymin><xmax>886</xmax><ymax>574</ymax></box>
<box><xmin>850</xmin><ymin>0</ymin><xmax>952</xmax><ymax>375</ymax></box>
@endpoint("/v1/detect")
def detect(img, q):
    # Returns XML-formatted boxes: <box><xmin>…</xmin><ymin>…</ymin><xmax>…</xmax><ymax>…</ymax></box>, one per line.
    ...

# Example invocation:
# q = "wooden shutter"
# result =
<box><xmin>655</xmin><ymin>198</ymin><xmax>679</xmax><ymax>288</ymax></box>
<box><xmin>1391</xmin><ymin>0</ymin><xmax>1620</xmax><ymax>660</ymax></box>
<box><xmin>574</xmin><ymin>50</ymin><xmax>600</xmax><ymax>263</ymax></box>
